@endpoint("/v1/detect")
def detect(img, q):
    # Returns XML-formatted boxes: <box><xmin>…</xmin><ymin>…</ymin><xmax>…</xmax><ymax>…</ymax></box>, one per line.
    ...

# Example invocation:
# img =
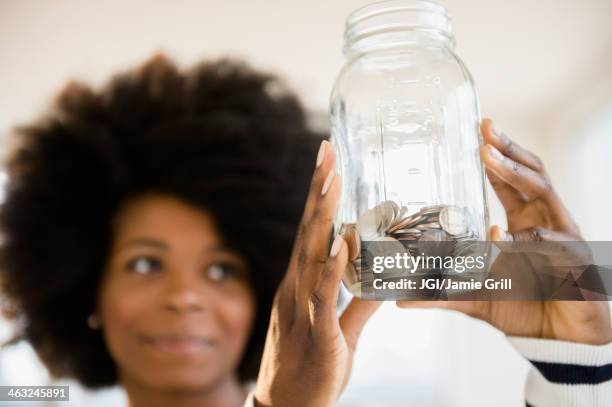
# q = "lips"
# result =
<box><xmin>142</xmin><ymin>335</ymin><xmax>217</xmax><ymax>355</ymax></box>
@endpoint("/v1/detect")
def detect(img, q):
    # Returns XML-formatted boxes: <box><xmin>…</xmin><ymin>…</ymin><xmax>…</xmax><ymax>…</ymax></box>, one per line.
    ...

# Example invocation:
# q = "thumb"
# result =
<box><xmin>339</xmin><ymin>298</ymin><xmax>381</xmax><ymax>352</ymax></box>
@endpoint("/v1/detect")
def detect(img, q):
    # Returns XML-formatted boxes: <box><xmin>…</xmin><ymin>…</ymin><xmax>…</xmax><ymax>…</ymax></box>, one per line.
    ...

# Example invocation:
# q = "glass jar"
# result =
<box><xmin>330</xmin><ymin>0</ymin><xmax>490</xmax><ymax>299</ymax></box>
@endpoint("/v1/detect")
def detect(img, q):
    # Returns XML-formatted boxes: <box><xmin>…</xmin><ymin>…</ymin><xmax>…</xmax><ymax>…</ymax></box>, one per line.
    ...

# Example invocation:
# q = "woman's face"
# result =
<box><xmin>98</xmin><ymin>194</ymin><xmax>255</xmax><ymax>391</ymax></box>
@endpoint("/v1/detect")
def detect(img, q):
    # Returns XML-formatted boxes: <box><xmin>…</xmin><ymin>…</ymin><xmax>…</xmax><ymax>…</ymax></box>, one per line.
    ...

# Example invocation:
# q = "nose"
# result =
<box><xmin>162</xmin><ymin>270</ymin><xmax>207</xmax><ymax>314</ymax></box>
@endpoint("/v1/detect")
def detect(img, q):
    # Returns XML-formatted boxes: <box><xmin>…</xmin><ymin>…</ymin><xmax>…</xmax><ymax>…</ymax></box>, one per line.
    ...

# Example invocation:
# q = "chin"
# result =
<box><xmin>142</xmin><ymin>365</ymin><xmax>224</xmax><ymax>392</ymax></box>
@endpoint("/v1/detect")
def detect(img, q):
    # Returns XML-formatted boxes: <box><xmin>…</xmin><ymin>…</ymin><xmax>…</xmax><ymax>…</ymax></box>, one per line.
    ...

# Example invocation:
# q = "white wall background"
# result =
<box><xmin>0</xmin><ymin>0</ymin><xmax>611</xmax><ymax>406</ymax></box>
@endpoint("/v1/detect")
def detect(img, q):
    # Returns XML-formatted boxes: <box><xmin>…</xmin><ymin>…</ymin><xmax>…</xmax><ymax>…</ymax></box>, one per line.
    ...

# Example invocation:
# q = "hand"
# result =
<box><xmin>253</xmin><ymin>140</ymin><xmax>381</xmax><ymax>407</ymax></box>
<box><xmin>398</xmin><ymin>118</ymin><xmax>612</xmax><ymax>345</ymax></box>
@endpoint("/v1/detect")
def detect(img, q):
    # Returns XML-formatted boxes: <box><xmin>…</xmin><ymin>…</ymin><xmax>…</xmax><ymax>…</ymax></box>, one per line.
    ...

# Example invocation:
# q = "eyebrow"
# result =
<box><xmin>117</xmin><ymin>238</ymin><xmax>232</xmax><ymax>254</ymax></box>
<box><xmin>118</xmin><ymin>238</ymin><xmax>168</xmax><ymax>251</ymax></box>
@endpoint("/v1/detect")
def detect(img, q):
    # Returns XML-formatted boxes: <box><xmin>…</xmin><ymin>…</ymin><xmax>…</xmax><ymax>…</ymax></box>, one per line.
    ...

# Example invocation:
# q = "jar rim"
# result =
<box><xmin>346</xmin><ymin>0</ymin><xmax>448</xmax><ymax>27</ymax></box>
<box><xmin>344</xmin><ymin>0</ymin><xmax>455</xmax><ymax>57</ymax></box>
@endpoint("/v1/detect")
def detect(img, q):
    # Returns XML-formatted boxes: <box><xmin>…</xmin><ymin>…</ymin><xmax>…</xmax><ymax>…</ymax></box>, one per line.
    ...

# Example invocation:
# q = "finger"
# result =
<box><xmin>339</xmin><ymin>297</ymin><xmax>382</xmax><ymax>353</ymax></box>
<box><xmin>485</xmin><ymin>166</ymin><xmax>526</xmax><ymax>215</ymax></box>
<box><xmin>294</xmin><ymin>169</ymin><xmax>342</xmax><ymax>313</ymax></box>
<box><xmin>309</xmin><ymin>235</ymin><xmax>347</xmax><ymax>335</ymax></box>
<box><xmin>339</xmin><ymin>223</ymin><xmax>360</xmax><ymax>262</ymax></box>
<box><xmin>481</xmin><ymin>118</ymin><xmax>544</xmax><ymax>173</ymax></box>
<box><xmin>284</xmin><ymin>140</ymin><xmax>340</xmax><ymax>308</ymax></box>
<box><xmin>277</xmin><ymin>139</ymin><xmax>335</xmax><ymax>326</ymax></box>
<box><xmin>481</xmin><ymin>143</ymin><xmax>555</xmax><ymax>202</ymax></box>
<box><xmin>481</xmin><ymin>134</ymin><xmax>577</xmax><ymax>234</ymax></box>
<box><xmin>492</xmin><ymin>225</ymin><xmax>591</xmax><ymax>265</ymax></box>
<box><xmin>300</xmin><ymin>140</ymin><xmax>336</xmax><ymax>221</ymax></box>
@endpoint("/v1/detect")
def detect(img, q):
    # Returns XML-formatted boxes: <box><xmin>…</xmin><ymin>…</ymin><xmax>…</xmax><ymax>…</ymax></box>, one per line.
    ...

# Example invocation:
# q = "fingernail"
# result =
<box><xmin>321</xmin><ymin>169</ymin><xmax>335</xmax><ymax>196</ymax></box>
<box><xmin>490</xmin><ymin>121</ymin><xmax>502</xmax><ymax>141</ymax></box>
<box><xmin>329</xmin><ymin>235</ymin><xmax>344</xmax><ymax>257</ymax></box>
<box><xmin>316</xmin><ymin>140</ymin><xmax>328</xmax><ymax>168</ymax></box>
<box><xmin>487</xmin><ymin>144</ymin><xmax>504</xmax><ymax>161</ymax></box>
<box><xmin>493</xmin><ymin>125</ymin><xmax>502</xmax><ymax>137</ymax></box>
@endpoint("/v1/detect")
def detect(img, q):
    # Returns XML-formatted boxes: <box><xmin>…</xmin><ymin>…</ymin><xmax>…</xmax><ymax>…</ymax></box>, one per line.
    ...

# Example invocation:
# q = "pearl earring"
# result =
<box><xmin>87</xmin><ymin>314</ymin><xmax>101</xmax><ymax>330</ymax></box>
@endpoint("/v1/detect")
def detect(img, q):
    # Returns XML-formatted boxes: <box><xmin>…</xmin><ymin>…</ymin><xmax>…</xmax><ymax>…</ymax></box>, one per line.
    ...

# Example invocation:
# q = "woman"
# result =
<box><xmin>2</xmin><ymin>53</ymin><xmax>610</xmax><ymax>407</ymax></box>
<box><xmin>0</xmin><ymin>54</ymin><xmax>377</xmax><ymax>407</ymax></box>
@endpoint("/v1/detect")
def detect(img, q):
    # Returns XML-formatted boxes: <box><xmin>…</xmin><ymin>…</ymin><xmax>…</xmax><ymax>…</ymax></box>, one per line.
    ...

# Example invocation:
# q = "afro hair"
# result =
<box><xmin>0</xmin><ymin>54</ymin><xmax>326</xmax><ymax>388</ymax></box>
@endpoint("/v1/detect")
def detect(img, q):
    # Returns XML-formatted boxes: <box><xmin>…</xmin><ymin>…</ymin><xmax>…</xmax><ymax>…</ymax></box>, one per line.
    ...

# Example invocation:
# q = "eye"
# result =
<box><xmin>127</xmin><ymin>256</ymin><xmax>163</xmax><ymax>275</ymax></box>
<box><xmin>206</xmin><ymin>263</ymin><xmax>240</xmax><ymax>282</ymax></box>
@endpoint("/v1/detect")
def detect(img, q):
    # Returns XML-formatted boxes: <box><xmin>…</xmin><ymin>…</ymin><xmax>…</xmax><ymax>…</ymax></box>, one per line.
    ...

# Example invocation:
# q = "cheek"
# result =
<box><xmin>218</xmin><ymin>287</ymin><xmax>256</xmax><ymax>356</ymax></box>
<box><xmin>97</xmin><ymin>278</ymin><xmax>152</xmax><ymax>358</ymax></box>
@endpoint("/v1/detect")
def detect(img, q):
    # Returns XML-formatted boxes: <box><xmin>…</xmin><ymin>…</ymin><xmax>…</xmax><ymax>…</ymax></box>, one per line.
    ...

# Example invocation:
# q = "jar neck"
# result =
<box><xmin>343</xmin><ymin>0</ymin><xmax>455</xmax><ymax>59</ymax></box>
